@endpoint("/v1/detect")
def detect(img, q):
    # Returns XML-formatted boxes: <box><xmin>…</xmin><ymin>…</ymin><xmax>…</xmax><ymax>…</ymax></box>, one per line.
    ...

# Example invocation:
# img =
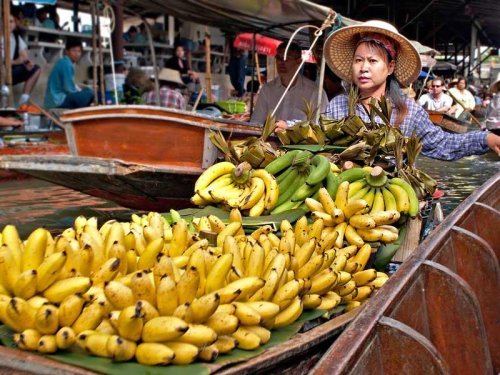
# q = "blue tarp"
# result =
<box><xmin>419</xmin><ymin>70</ymin><xmax>435</xmax><ymax>79</ymax></box>
<box><xmin>19</xmin><ymin>0</ymin><xmax>57</xmax><ymax>4</ymax></box>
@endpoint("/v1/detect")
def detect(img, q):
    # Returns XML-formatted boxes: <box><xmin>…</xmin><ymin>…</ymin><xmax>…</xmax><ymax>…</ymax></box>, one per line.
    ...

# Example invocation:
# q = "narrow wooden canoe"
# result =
<box><xmin>427</xmin><ymin>110</ymin><xmax>469</xmax><ymax>133</ymax></box>
<box><xmin>59</xmin><ymin>105</ymin><xmax>262</xmax><ymax>169</ymax></box>
<box><xmin>312</xmin><ymin>172</ymin><xmax>499</xmax><ymax>375</ymax></box>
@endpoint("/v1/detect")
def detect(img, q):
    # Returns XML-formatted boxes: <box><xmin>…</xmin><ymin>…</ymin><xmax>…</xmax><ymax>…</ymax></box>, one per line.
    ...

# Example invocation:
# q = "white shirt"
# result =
<box><xmin>418</xmin><ymin>93</ymin><xmax>453</xmax><ymax>111</ymax></box>
<box><xmin>0</xmin><ymin>34</ymin><xmax>27</xmax><ymax>60</ymax></box>
<box><xmin>448</xmin><ymin>87</ymin><xmax>475</xmax><ymax>118</ymax></box>
<box><xmin>251</xmin><ymin>75</ymin><xmax>328</xmax><ymax>124</ymax></box>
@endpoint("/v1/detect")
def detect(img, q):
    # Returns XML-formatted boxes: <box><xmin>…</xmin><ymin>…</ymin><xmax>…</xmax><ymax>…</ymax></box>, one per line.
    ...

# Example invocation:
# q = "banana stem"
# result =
<box><xmin>366</xmin><ymin>166</ymin><xmax>388</xmax><ymax>187</ymax></box>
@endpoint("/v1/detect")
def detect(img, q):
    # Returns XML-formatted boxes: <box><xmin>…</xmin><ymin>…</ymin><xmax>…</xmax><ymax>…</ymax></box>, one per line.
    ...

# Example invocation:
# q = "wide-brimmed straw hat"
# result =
<box><xmin>324</xmin><ymin>20</ymin><xmax>421</xmax><ymax>87</ymax></box>
<box><xmin>154</xmin><ymin>68</ymin><xmax>185</xmax><ymax>87</ymax></box>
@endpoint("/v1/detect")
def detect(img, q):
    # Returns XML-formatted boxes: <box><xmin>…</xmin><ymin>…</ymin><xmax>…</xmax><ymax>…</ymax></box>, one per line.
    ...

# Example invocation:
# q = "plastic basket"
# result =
<box><xmin>216</xmin><ymin>100</ymin><xmax>246</xmax><ymax>114</ymax></box>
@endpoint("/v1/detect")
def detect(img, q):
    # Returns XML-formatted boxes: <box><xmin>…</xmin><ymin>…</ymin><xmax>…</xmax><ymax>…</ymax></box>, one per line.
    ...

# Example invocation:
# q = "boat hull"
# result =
<box><xmin>427</xmin><ymin>110</ymin><xmax>469</xmax><ymax>133</ymax></box>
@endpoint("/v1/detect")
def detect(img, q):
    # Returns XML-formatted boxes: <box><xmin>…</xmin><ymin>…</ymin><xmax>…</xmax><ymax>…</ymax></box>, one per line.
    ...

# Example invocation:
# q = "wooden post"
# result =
<box><xmin>392</xmin><ymin>217</ymin><xmax>422</xmax><ymax>262</ymax></box>
<box><xmin>90</xmin><ymin>1</ymin><xmax>98</xmax><ymax>105</ymax></box>
<box><xmin>2</xmin><ymin>0</ymin><xmax>13</xmax><ymax>107</ymax></box>
<box><xmin>143</xmin><ymin>19</ymin><xmax>159</xmax><ymax>106</ymax></box>
<box><xmin>111</xmin><ymin>0</ymin><xmax>124</xmax><ymax>62</ymax></box>
<box><xmin>255</xmin><ymin>52</ymin><xmax>262</xmax><ymax>85</ymax></box>
<box><xmin>96</xmin><ymin>2</ymin><xmax>105</xmax><ymax>104</ymax></box>
<box><xmin>205</xmin><ymin>28</ymin><xmax>212</xmax><ymax>103</ymax></box>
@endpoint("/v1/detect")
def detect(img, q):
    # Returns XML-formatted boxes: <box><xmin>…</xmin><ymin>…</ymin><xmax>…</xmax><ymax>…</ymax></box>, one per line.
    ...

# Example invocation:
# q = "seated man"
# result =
<box><xmin>8</xmin><ymin>13</ymin><xmax>41</xmax><ymax>106</ymax></box>
<box><xmin>143</xmin><ymin>68</ymin><xmax>186</xmax><ymax>110</ymax></box>
<box><xmin>418</xmin><ymin>78</ymin><xmax>453</xmax><ymax>112</ymax></box>
<box><xmin>0</xmin><ymin>116</ymin><xmax>23</xmax><ymax>127</ymax></box>
<box><xmin>165</xmin><ymin>45</ymin><xmax>199</xmax><ymax>85</ymax></box>
<box><xmin>44</xmin><ymin>38</ymin><xmax>94</xmax><ymax>109</ymax></box>
<box><xmin>251</xmin><ymin>41</ymin><xmax>328</xmax><ymax>124</ymax></box>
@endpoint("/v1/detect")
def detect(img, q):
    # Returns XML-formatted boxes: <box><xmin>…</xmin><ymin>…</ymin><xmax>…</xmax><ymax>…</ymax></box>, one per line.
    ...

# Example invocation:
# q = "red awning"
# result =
<box><xmin>234</xmin><ymin>33</ymin><xmax>282</xmax><ymax>56</ymax></box>
<box><xmin>233</xmin><ymin>33</ymin><xmax>317</xmax><ymax>63</ymax></box>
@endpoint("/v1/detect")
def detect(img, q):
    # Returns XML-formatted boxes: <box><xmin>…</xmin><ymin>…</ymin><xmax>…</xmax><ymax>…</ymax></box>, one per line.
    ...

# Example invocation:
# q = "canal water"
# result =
<box><xmin>0</xmin><ymin>152</ymin><xmax>498</xmax><ymax>237</ymax></box>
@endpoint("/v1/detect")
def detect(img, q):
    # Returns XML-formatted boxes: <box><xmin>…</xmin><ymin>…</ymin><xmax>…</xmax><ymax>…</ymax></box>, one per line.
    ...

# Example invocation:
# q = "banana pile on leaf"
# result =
<box><xmin>209</xmin><ymin>114</ymin><xmax>279</xmax><ymax>168</ymax></box>
<box><xmin>276</xmin><ymin>101</ymin><xmax>327</xmax><ymax>146</ymax></box>
<box><xmin>394</xmin><ymin>132</ymin><xmax>437</xmax><ymax>200</ymax></box>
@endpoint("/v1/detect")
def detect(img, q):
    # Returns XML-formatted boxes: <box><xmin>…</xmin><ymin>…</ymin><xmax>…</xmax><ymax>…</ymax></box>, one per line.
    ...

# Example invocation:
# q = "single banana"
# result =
<box><xmin>136</xmin><ymin>237</ymin><xmax>164</xmax><ymax>270</ymax></box>
<box><xmin>198</xmin><ymin>344</ymin><xmax>219</xmax><ymax>362</ymax></box>
<box><xmin>58</xmin><ymin>294</ymin><xmax>86</xmax><ymax>327</ymax></box>
<box><xmin>176</xmin><ymin>266</ymin><xmax>200</xmax><ymax>305</ymax></box>
<box><xmin>304</xmin><ymin>197</ymin><xmax>327</xmax><ymax>213</ymax></box>
<box><xmin>168</xmin><ymin>219</ymin><xmax>189</xmax><ymax>257</ymax></box>
<box><xmin>104</xmin><ymin>281</ymin><xmax>135</xmax><ymax>310</ymax></box>
<box><xmin>370</xmin><ymin>188</ymin><xmax>385</xmax><ymax>213</ymax></box>
<box><xmin>129</xmin><ymin>271</ymin><xmax>156</xmax><ymax>307</ymax></box>
<box><xmin>135</xmin><ymin>342</ymin><xmax>175</xmax><ymax>365</ymax></box>
<box><xmin>272</xmin><ymin>279</ymin><xmax>300</xmax><ymax>310</ymax></box>
<box><xmin>43</xmin><ymin>276</ymin><xmax>92</xmax><ymax>303</ymax></box>
<box><xmin>177</xmin><ymin>323</ymin><xmax>218</xmax><ymax>347</ymax></box>
<box><xmin>216</xmin><ymin>277</ymin><xmax>264</xmax><ymax>304</ymax></box>
<box><xmin>386</xmin><ymin>183</ymin><xmax>410</xmax><ymax>214</ymax></box>
<box><xmin>36</xmin><ymin>251</ymin><xmax>67</xmax><ymax>292</ymax></box>
<box><xmin>334</xmin><ymin>181</ymin><xmax>350</xmax><ymax>212</ymax></box>
<box><xmin>206</xmin><ymin>312</ymin><xmax>239</xmax><ymax>335</ymax></box>
<box><xmin>165</xmin><ymin>342</ymin><xmax>199</xmax><ymax>365</ymax></box>
<box><xmin>232</xmin><ymin>326</ymin><xmax>261</xmax><ymax>350</ymax></box>
<box><xmin>188</xmin><ymin>292</ymin><xmax>220</xmax><ymax>323</ymax></box>
<box><xmin>317</xmin><ymin>291</ymin><xmax>341</xmax><ymax>310</ymax></box>
<box><xmin>22</xmin><ymin>228</ymin><xmax>48</xmax><ymax>272</ymax></box>
<box><xmin>352</xmin><ymin>269</ymin><xmax>378</xmax><ymax>286</ymax></box>
<box><xmin>1</xmin><ymin>225</ymin><xmax>22</xmax><ymax>271</ymax></box>
<box><xmin>141</xmin><ymin>316</ymin><xmax>189</xmax><ymax>342</ymax></box>
<box><xmin>16</xmin><ymin>329</ymin><xmax>41</xmax><ymax>350</ymax></box>
<box><xmin>72</xmin><ymin>301</ymin><xmax>105</xmax><ymax>334</ymax></box>
<box><xmin>84</xmin><ymin>331</ymin><xmax>112</xmax><ymax>358</ymax></box>
<box><xmin>272</xmin><ymin>296</ymin><xmax>303</xmax><ymax>329</ymax></box>
<box><xmin>117</xmin><ymin>304</ymin><xmax>144</xmax><ymax>341</ymax></box>
<box><xmin>205</xmin><ymin>253</ymin><xmax>233</xmax><ymax>293</ymax></box>
<box><xmin>194</xmin><ymin>162</ymin><xmax>235</xmax><ymax>192</ymax></box>
<box><xmin>390</xmin><ymin>177</ymin><xmax>419</xmax><ymax>218</ymax></box>
<box><xmin>333</xmin><ymin>222</ymin><xmax>348</xmax><ymax>248</ymax></box>
<box><xmin>13</xmin><ymin>269</ymin><xmax>38</xmax><ymax>300</ymax></box>
<box><xmin>91</xmin><ymin>258</ymin><xmax>121</xmax><ymax>286</ymax></box>
<box><xmin>34</xmin><ymin>304</ymin><xmax>59</xmax><ymax>334</ymax></box>
<box><xmin>212</xmin><ymin>335</ymin><xmax>237</xmax><ymax>354</ymax></box>
<box><xmin>370</xmin><ymin>210</ymin><xmax>401</xmax><ymax>225</ymax></box>
<box><xmin>106</xmin><ymin>335</ymin><xmax>136</xmax><ymax>362</ymax></box>
<box><xmin>310</xmin><ymin>268</ymin><xmax>338</xmax><ymax>295</ymax></box>
<box><xmin>7</xmin><ymin>297</ymin><xmax>37</xmax><ymax>331</ymax></box>
<box><xmin>303</xmin><ymin>293</ymin><xmax>323</xmax><ymax>309</ymax></box>
<box><xmin>253</xmin><ymin>169</ymin><xmax>279</xmax><ymax>211</ymax></box>
<box><xmin>37</xmin><ymin>334</ymin><xmax>58</xmax><ymax>353</ymax></box>
<box><xmin>344</xmin><ymin>225</ymin><xmax>365</xmax><ymax>248</ymax></box>
<box><xmin>349</xmin><ymin>214</ymin><xmax>377</xmax><ymax>229</ymax></box>
<box><xmin>245</xmin><ymin>325</ymin><xmax>272</xmax><ymax>345</ymax></box>
<box><xmin>233</xmin><ymin>301</ymin><xmax>262</xmax><ymax>326</ymax></box>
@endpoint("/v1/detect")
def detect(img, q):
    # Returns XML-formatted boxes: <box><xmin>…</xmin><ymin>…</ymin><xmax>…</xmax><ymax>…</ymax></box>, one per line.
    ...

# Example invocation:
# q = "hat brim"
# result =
<box><xmin>324</xmin><ymin>24</ymin><xmax>421</xmax><ymax>87</ymax></box>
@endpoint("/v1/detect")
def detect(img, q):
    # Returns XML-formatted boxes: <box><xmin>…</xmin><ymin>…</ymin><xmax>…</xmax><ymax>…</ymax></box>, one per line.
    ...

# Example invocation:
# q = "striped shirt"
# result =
<box><xmin>326</xmin><ymin>95</ymin><xmax>489</xmax><ymax>161</ymax></box>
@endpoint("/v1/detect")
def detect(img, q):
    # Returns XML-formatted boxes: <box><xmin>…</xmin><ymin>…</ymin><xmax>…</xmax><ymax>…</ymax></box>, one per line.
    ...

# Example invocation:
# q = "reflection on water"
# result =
<box><xmin>0</xmin><ymin>152</ymin><xmax>498</xmax><ymax>235</ymax></box>
<box><xmin>417</xmin><ymin>152</ymin><xmax>499</xmax><ymax>216</ymax></box>
<box><xmin>0</xmin><ymin>178</ymin><xmax>139</xmax><ymax>237</ymax></box>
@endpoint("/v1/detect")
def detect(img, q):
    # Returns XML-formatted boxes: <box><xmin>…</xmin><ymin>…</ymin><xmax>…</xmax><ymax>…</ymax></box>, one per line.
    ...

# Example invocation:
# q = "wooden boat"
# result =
<box><xmin>312</xmin><ymin>172</ymin><xmax>499</xmax><ymax>375</ymax></box>
<box><xmin>0</xmin><ymin>105</ymin><xmax>263</xmax><ymax>210</ymax></box>
<box><xmin>0</xmin><ymin>173</ymin><xmax>497</xmax><ymax>374</ymax></box>
<box><xmin>427</xmin><ymin>110</ymin><xmax>469</xmax><ymax>133</ymax></box>
<box><xmin>0</xmin><ymin>128</ymin><xmax>68</xmax><ymax>180</ymax></box>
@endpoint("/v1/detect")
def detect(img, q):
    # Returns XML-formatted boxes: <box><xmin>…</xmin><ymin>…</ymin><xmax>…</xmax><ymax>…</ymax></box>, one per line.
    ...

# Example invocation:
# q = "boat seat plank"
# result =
<box><xmin>455</xmin><ymin>203</ymin><xmax>500</xmax><ymax>257</ymax></box>
<box><xmin>374</xmin><ymin>317</ymin><xmax>449</xmax><ymax>374</ymax></box>
<box><xmin>420</xmin><ymin>261</ymin><xmax>494</xmax><ymax>375</ymax></box>
<box><xmin>448</xmin><ymin>227</ymin><xmax>500</xmax><ymax>370</ymax></box>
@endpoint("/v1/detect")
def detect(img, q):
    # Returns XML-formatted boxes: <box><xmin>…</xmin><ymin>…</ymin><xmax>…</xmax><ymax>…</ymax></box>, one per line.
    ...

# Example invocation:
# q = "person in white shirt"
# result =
<box><xmin>251</xmin><ymin>42</ymin><xmax>327</xmax><ymax>124</ymax></box>
<box><xmin>448</xmin><ymin>76</ymin><xmax>476</xmax><ymax>119</ymax></box>
<box><xmin>6</xmin><ymin>14</ymin><xmax>41</xmax><ymax>106</ymax></box>
<box><xmin>418</xmin><ymin>78</ymin><xmax>453</xmax><ymax>112</ymax></box>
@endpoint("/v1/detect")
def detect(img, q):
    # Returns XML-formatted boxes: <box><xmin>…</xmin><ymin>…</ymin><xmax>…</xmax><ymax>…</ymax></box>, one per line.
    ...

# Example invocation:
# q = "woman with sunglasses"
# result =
<box><xmin>322</xmin><ymin>20</ymin><xmax>500</xmax><ymax>160</ymax></box>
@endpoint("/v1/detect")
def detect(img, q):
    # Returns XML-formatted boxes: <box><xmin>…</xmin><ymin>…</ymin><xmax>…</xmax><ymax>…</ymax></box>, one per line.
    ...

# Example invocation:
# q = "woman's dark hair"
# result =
<box><xmin>65</xmin><ymin>37</ymin><xmax>82</xmax><ymax>50</ymax></box>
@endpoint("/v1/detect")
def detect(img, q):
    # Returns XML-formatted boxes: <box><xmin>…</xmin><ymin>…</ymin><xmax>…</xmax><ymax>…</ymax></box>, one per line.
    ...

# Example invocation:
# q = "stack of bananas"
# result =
<box><xmin>327</xmin><ymin>166</ymin><xmax>419</xmax><ymax>219</ymax></box>
<box><xmin>0</xmin><ymin>211</ymin><xmax>388</xmax><ymax>366</ymax></box>
<box><xmin>191</xmin><ymin>161</ymin><xmax>279</xmax><ymax>217</ymax></box>
<box><xmin>264</xmin><ymin>150</ymin><xmax>335</xmax><ymax>214</ymax></box>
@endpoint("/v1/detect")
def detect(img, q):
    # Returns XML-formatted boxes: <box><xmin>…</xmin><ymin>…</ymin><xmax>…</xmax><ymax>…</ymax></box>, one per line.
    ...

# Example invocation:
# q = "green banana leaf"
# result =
<box><xmin>281</xmin><ymin>144</ymin><xmax>346</xmax><ymax>153</ymax></box>
<box><xmin>0</xmin><ymin>307</ymin><xmax>343</xmax><ymax>375</ymax></box>
<box><xmin>163</xmin><ymin>207</ymin><xmax>307</xmax><ymax>231</ymax></box>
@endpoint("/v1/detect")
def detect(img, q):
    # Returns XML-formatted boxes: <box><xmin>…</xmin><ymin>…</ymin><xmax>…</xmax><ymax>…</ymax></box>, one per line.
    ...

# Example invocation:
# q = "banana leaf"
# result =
<box><xmin>281</xmin><ymin>144</ymin><xmax>346</xmax><ymax>152</ymax></box>
<box><xmin>0</xmin><ymin>307</ymin><xmax>342</xmax><ymax>375</ymax></box>
<box><xmin>164</xmin><ymin>207</ymin><xmax>307</xmax><ymax>231</ymax></box>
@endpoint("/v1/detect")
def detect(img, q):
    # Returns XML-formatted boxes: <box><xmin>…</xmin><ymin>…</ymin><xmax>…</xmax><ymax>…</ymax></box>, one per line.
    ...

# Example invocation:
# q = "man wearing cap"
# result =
<box><xmin>318</xmin><ymin>20</ymin><xmax>500</xmax><ymax>160</ymax></box>
<box><xmin>251</xmin><ymin>41</ymin><xmax>328</xmax><ymax>124</ymax></box>
<box><xmin>418</xmin><ymin>78</ymin><xmax>453</xmax><ymax>112</ymax></box>
<box><xmin>143</xmin><ymin>68</ymin><xmax>186</xmax><ymax>110</ymax></box>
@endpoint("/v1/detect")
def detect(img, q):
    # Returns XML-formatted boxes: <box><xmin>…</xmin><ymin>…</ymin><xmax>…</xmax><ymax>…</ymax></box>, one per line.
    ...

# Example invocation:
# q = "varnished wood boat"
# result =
<box><xmin>0</xmin><ymin>105</ymin><xmax>263</xmax><ymax>209</ymax></box>
<box><xmin>427</xmin><ymin>110</ymin><xmax>469</xmax><ymax>133</ymax></box>
<box><xmin>0</xmin><ymin>173</ymin><xmax>497</xmax><ymax>374</ymax></box>
<box><xmin>312</xmin><ymin>172</ymin><xmax>499</xmax><ymax>375</ymax></box>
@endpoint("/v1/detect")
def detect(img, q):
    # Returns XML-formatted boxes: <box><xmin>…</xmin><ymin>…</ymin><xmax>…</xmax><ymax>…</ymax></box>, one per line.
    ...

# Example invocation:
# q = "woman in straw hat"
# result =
<box><xmin>322</xmin><ymin>20</ymin><xmax>500</xmax><ymax>160</ymax></box>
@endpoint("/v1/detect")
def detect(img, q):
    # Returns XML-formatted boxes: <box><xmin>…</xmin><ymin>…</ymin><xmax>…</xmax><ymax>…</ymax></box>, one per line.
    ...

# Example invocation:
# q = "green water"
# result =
<box><xmin>0</xmin><ymin>152</ymin><xmax>498</xmax><ymax>235</ymax></box>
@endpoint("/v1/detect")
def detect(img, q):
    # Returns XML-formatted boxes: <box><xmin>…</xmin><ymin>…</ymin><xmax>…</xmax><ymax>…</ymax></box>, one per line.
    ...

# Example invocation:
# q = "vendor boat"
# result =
<box><xmin>426</xmin><ymin>110</ymin><xmax>469</xmax><ymax>133</ymax></box>
<box><xmin>0</xmin><ymin>105</ymin><xmax>263</xmax><ymax>210</ymax></box>
<box><xmin>0</xmin><ymin>173</ymin><xmax>497</xmax><ymax>374</ymax></box>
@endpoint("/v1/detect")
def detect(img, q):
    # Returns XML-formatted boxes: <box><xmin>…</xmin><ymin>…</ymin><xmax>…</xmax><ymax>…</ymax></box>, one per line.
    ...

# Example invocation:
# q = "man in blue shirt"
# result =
<box><xmin>44</xmin><ymin>38</ymin><xmax>94</xmax><ymax>109</ymax></box>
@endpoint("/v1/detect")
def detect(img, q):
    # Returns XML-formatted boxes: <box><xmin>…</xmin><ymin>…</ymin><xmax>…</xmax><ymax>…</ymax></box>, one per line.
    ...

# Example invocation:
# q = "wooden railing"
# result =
<box><xmin>312</xmin><ymin>172</ymin><xmax>500</xmax><ymax>375</ymax></box>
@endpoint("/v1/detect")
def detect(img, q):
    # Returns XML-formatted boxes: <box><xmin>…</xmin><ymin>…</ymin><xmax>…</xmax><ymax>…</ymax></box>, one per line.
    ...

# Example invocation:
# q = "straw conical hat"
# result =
<box><xmin>155</xmin><ymin>68</ymin><xmax>185</xmax><ymax>87</ymax></box>
<box><xmin>324</xmin><ymin>20</ymin><xmax>421</xmax><ymax>87</ymax></box>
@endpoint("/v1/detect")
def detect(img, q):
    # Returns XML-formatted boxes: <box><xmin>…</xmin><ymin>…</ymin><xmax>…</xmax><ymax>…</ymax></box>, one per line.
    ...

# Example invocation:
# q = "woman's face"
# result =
<box><xmin>175</xmin><ymin>47</ymin><xmax>185</xmax><ymax>58</ymax></box>
<box><xmin>352</xmin><ymin>42</ymin><xmax>395</xmax><ymax>97</ymax></box>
